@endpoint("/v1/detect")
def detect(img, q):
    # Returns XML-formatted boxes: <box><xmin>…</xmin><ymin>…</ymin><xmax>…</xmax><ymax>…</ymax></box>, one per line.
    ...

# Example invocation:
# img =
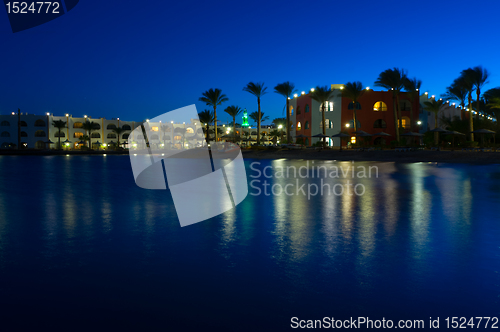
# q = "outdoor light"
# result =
<box><xmin>431</xmin><ymin>95</ymin><xmax>435</xmax><ymax>99</ymax></box>
<box><xmin>425</xmin><ymin>92</ymin><xmax>428</xmax><ymax>95</ymax></box>
<box><xmin>46</xmin><ymin>112</ymin><xmax>50</xmax><ymax>116</ymax></box>
<box><xmin>452</xmin><ymin>103</ymin><xmax>456</xmax><ymax>106</ymax></box>
<box><xmin>310</xmin><ymin>88</ymin><xmax>315</xmax><ymax>92</ymax></box>
<box><xmin>366</xmin><ymin>87</ymin><xmax>370</xmax><ymax>90</ymax></box>
<box><xmin>294</xmin><ymin>93</ymin><xmax>298</xmax><ymax>98</ymax></box>
<box><xmin>340</xmin><ymin>86</ymin><xmax>344</xmax><ymax>90</ymax></box>
<box><xmin>287</xmin><ymin>97</ymin><xmax>291</xmax><ymax>100</ymax></box>
<box><xmin>84</xmin><ymin>115</ymin><xmax>87</xmax><ymax>118</ymax></box>
<box><xmin>416</xmin><ymin>88</ymin><xmax>419</xmax><ymax>91</ymax></box>
<box><xmin>146</xmin><ymin>119</ymin><xmax>149</xmax><ymax>122</ymax></box>
<box><xmin>345</xmin><ymin>123</ymin><xmax>350</xmax><ymax>128</ymax></box>
<box><xmin>278</xmin><ymin>125</ymin><xmax>282</xmax><ymax>129</ymax></box>
<box><xmin>66</xmin><ymin>114</ymin><xmax>69</xmax><ymax>117</ymax></box>
<box><xmin>103</xmin><ymin>154</ymin><xmax>107</xmax><ymax>156</ymax></box>
<box><xmin>117</xmin><ymin>118</ymin><xmax>119</xmax><ymax>120</ymax></box>
<box><xmin>417</xmin><ymin>121</ymin><xmax>422</xmax><ymax>125</ymax></box>
<box><xmin>171</xmin><ymin>121</ymin><xmax>174</xmax><ymax>124</ymax></box>
<box><xmin>11</xmin><ymin>112</ymin><xmax>14</xmax><ymax>115</ymax></box>
<box><xmin>159</xmin><ymin>120</ymin><xmax>161</xmax><ymax>123</ymax></box>
<box><xmin>301</xmin><ymin>91</ymin><xmax>305</xmax><ymax>95</ymax></box>
<box><xmin>103</xmin><ymin>143</ymin><xmax>107</xmax><ymax>147</ymax></box>
<box><xmin>223</xmin><ymin>124</ymin><xmax>225</xmax><ymax>127</ymax></box>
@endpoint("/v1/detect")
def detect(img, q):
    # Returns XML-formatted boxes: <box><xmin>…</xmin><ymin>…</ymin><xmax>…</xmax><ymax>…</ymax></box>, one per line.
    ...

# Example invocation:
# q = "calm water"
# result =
<box><xmin>0</xmin><ymin>156</ymin><xmax>499</xmax><ymax>330</ymax></box>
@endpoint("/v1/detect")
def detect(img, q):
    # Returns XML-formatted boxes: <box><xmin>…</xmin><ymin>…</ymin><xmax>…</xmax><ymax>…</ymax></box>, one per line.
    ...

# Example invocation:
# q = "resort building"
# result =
<box><xmin>418</xmin><ymin>93</ymin><xmax>463</xmax><ymax>132</ymax></box>
<box><xmin>289</xmin><ymin>85</ymin><xmax>421</xmax><ymax>147</ymax></box>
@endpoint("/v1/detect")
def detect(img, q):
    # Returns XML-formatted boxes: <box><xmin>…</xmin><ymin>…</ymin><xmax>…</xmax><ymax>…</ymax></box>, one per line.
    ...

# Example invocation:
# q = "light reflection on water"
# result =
<box><xmin>0</xmin><ymin>156</ymin><xmax>499</xmax><ymax>330</ymax></box>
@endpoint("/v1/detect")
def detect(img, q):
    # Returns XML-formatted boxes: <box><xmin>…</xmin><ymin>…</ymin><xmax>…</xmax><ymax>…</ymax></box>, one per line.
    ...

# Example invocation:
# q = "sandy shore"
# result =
<box><xmin>241</xmin><ymin>149</ymin><xmax>500</xmax><ymax>164</ymax></box>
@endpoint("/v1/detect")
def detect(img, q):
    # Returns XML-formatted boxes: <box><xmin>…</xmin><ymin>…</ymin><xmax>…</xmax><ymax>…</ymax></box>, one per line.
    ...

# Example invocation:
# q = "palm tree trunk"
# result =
<box><xmin>286</xmin><ymin>97</ymin><xmax>290</xmax><ymax>143</ymax></box>
<box><xmin>476</xmin><ymin>89</ymin><xmax>481</xmax><ymax>120</ymax></box>
<box><xmin>396</xmin><ymin>94</ymin><xmax>402</xmax><ymax>132</ymax></box>
<box><xmin>322</xmin><ymin>104</ymin><xmax>326</xmax><ymax>148</ymax></box>
<box><xmin>468</xmin><ymin>92</ymin><xmax>474</xmax><ymax>141</ymax></box>
<box><xmin>257</xmin><ymin>97</ymin><xmax>261</xmax><ymax>145</ymax></box>
<box><xmin>214</xmin><ymin>106</ymin><xmax>217</xmax><ymax>143</ymax></box>
<box><xmin>410</xmin><ymin>96</ymin><xmax>414</xmax><ymax>132</ymax></box>
<box><xmin>393</xmin><ymin>96</ymin><xmax>399</xmax><ymax>142</ymax></box>
<box><xmin>233</xmin><ymin>115</ymin><xmax>236</xmax><ymax>143</ymax></box>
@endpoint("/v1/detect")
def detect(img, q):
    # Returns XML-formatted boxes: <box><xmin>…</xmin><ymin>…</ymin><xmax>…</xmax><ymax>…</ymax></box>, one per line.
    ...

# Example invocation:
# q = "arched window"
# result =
<box><xmin>402</xmin><ymin>116</ymin><xmax>411</xmax><ymax>129</ymax></box>
<box><xmin>55</xmin><ymin>132</ymin><xmax>66</xmax><ymax>137</ymax></box>
<box><xmin>373</xmin><ymin>119</ymin><xmax>387</xmax><ymax>128</ymax></box>
<box><xmin>107</xmin><ymin>124</ymin><xmax>117</xmax><ymax>130</ymax></box>
<box><xmin>20</xmin><ymin>121</ymin><xmax>27</xmax><ymax>127</ymax></box>
<box><xmin>35</xmin><ymin>141</ymin><xmax>45</xmax><ymax>149</ymax></box>
<box><xmin>320</xmin><ymin>102</ymin><xmax>333</xmax><ymax>112</ymax></box>
<box><xmin>289</xmin><ymin>106</ymin><xmax>294</xmax><ymax>116</ymax></box>
<box><xmin>1</xmin><ymin>121</ymin><xmax>10</xmax><ymax>126</ymax></box>
<box><xmin>34</xmin><ymin>130</ymin><xmax>46</xmax><ymax>137</ymax></box>
<box><xmin>305</xmin><ymin>121</ymin><xmax>309</xmax><ymax>129</ymax></box>
<box><xmin>91</xmin><ymin>133</ymin><xmax>100</xmax><ymax>138</ymax></box>
<box><xmin>348</xmin><ymin>102</ymin><xmax>361</xmax><ymax>110</ymax></box>
<box><xmin>305</xmin><ymin>104</ymin><xmax>310</xmax><ymax>113</ymax></box>
<box><xmin>373</xmin><ymin>101</ymin><xmax>387</xmax><ymax>112</ymax></box>
<box><xmin>107</xmin><ymin>133</ymin><xmax>117</xmax><ymax>139</ymax></box>
<box><xmin>297</xmin><ymin>122</ymin><xmax>302</xmax><ymax>130</ymax></box>
<box><xmin>320</xmin><ymin>119</ymin><xmax>333</xmax><ymax>129</ymax></box>
<box><xmin>150</xmin><ymin>134</ymin><xmax>159</xmax><ymax>140</ymax></box>
<box><xmin>93</xmin><ymin>124</ymin><xmax>101</xmax><ymax>130</ymax></box>
<box><xmin>174</xmin><ymin>135</ymin><xmax>182</xmax><ymax>141</ymax></box>
<box><xmin>186</xmin><ymin>127</ymin><xmax>194</xmax><ymax>134</ymax></box>
<box><xmin>122</xmin><ymin>124</ymin><xmax>131</xmax><ymax>130</ymax></box>
<box><xmin>1</xmin><ymin>131</ymin><xmax>10</xmax><ymax>137</ymax></box>
<box><xmin>34</xmin><ymin>119</ymin><xmax>46</xmax><ymax>127</ymax></box>
<box><xmin>122</xmin><ymin>133</ymin><xmax>130</xmax><ymax>139</ymax></box>
<box><xmin>74</xmin><ymin>132</ymin><xmax>84</xmax><ymax>138</ymax></box>
<box><xmin>297</xmin><ymin>106</ymin><xmax>301</xmax><ymax>115</ymax></box>
<box><xmin>20</xmin><ymin>131</ymin><xmax>28</xmax><ymax>137</ymax></box>
<box><xmin>73</xmin><ymin>122</ymin><xmax>84</xmax><ymax>128</ymax></box>
<box><xmin>400</xmin><ymin>100</ymin><xmax>412</xmax><ymax>112</ymax></box>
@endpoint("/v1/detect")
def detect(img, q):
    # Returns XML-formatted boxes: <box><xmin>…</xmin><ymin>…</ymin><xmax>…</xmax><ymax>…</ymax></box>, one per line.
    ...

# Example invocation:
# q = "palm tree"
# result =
<box><xmin>199</xmin><ymin>88</ymin><xmax>228</xmax><ymax>143</ymax></box>
<box><xmin>423</xmin><ymin>98</ymin><xmax>445</xmax><ymax>144</ymax></box>
<box><xmin>441</xmin><ymin>78</ymin><xmax>468</xmax><ymax>119</ymax></box>
<box><xmin>160</xmin><ymin>124</ymin><xmax>171</xmax><ymax>148</ymax></box>
<box><xmin>310</xmin><ymin>85</ymin><xmax>336</xmax><ymax>148</ymax></box>
<box><xmin>82</xmin><ymin>121</ymin><xmax>98</xmax><ymax>150</ymax></box>
<box><xmin>274</xmin><ymin>82</ymin><xmax>296</xmax><ymax>143</ymax></box>
<box><xmin>403</xmin><ymin>77</ymin><xmax>422</xmax><ymax>132</ymax></box>
<box><xmin>466</xmin><ymin>66</ymin><xmax>490</xmax><ymax>121</ymax></box>
<box><xmin>341</xmin><ymin>82</ymin><xmax>365</xmax><ymax>133</ymax></box>
<box><xmin>52</xmin><ymin>119</ymin><xmax>66</xmax><ymax>149</ymax></box>
<box><xmin>174</xmin><ymin>127</ymin><xmax>187</xmax><ymax>149</ymax></box>
<box><xmin>198</xmin><ymin>109</ymin><xmax>214</xmax><ymax>143</ymax></box>
<box><xmin>249</xmin><ymin>111</ymin><xmax>269</xmax><ymax>127</ymax></box>
<box><xmin>459</xmin><ymin>69</ymin><xmax>477</xmax><ymax>141</ymax></box>
<box><xmin>111</xmin><ymin>126</ymin><xmax>127</xmax><ymax>149</ymax></box>
<box><xmin>374</xmin><ymin>68</ymin><xmax>408</xmax><ymax>141</ymax></box>
<box><xmin>243</xmin><ymin>82</ymin><xmax>268</xmax><ymax>145</ymax></box>
<box><xmin>223</xmin><ymin>105</ymin><xmax>242</xmax><ymax>143</ymax></box>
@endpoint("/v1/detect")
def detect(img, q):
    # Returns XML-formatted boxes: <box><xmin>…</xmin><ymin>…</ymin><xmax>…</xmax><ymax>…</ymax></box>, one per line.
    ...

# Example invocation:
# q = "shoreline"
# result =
<box><xmin>2</xmin><ymin>149</ymin><xmax>500</xmax><ymax>164</ymax></box>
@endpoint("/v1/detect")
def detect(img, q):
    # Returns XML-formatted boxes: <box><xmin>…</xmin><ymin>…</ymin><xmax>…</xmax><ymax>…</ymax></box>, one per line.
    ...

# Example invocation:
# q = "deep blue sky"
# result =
<box><xmin>1</xmin><ymin>0</ymin><xmax>500</xmax><ymax>124</ymax></box>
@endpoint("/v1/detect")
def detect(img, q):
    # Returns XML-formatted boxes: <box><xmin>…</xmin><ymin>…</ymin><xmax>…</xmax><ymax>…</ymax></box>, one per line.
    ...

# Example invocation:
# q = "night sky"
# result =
<box><xmin>1</xmin><ymin>0</ymin><xmax>500</xmax><ymax>124</ymax></box>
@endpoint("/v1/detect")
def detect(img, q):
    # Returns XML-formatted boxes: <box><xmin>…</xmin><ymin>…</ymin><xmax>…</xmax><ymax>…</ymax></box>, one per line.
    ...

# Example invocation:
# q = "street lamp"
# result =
<box><xmin>278</xmin><ymin>124</ymin><xmax>283</xmax><ymax>143</ymax></box>
<box><xmin>345</xmin><ymin>123</ymin><xmax>350</xmax><ymax>128</ymax></box>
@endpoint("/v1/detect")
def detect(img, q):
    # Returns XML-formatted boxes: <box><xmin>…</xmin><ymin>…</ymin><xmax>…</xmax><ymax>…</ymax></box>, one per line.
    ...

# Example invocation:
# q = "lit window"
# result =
<box><xmin>74</xmin><ymin>132</ymin><xmax>84</xmax><ymax>138</ymax></box>
<box><xmin>402</xmin><ymin>116</ymin><xmax>410</xmax><ymax>129</ymax></box>
<box><xmin>373</xmin><ymin>101</ymin><xmax>387</xmax><ymax>112</ymax></box>
<box><xmin>186</xmin><ymin>128</ymin><xmax>194</xmax><ymax>134</ymax></box>
<box><xmin>151</xmin><ymin>126</ymin><xmax>159</xmax><ymax>132</ymax></box>
<box><xmin>297</xmin><ymin>122</ymin><xmax>301</xmax><ymax>130</ymax></box>
<box><xmin>351</xmin><ymin>136</ymin><xmax>356</xmax><ymax>144</ymax></box>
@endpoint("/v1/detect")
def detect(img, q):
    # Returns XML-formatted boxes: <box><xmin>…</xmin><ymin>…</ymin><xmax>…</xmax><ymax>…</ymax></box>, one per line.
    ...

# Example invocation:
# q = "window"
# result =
<box><xmin>373</xmin><ymin>119</ymin><xmax>387</xmax><ymax>128</ymax></box>
<box><xmin>186</xmin><ymin>127</ymin><xmax>194</xmax><ymax>134</ymax></box>
<box><xmin>348</xmin><ymin>102</ymin><xmax>361</xmax><ymax>110</ymax></box>
<box><xmin>74</xmin><ymin>122</ymin><xmax>83</xmax><ymax>128</ymax></box>
<box><xmin>150</xmin><ymin>134</ymin><xmax>159</xmax><ymax>140</ymax></box>
<box><xmin>289</xmin><ymin>106</ymin><xmax>294</xmax><ymax>116</ymax></box>
<box><xmin>402</xmin><ymin>116</ymin><xmax>410</xmax><ymax>129</ymax></box>
<box><xmin>123</xmin><ymin>133</ymin><xmax>130</xmax><ymax>139</ymax></box>
<box><xmin>93</xmin><ymin>124</ymin><xmax>101</xmax><ymax>130</ymax></box>
<box><xmin>74</xmin><ymin>132</ymin><xmax>84</xmax><ymax>138</ymax></box>
<box><xmin>55</xmin><ymin>132</ymin><xmax>66</xmax><ymax>137</ymax></box>
<box><xmin>320</xmin><ymin>102</ymin><xmax>333</xmax><ymax>112</ymax></box>
<box><xmin>20</xmin><ymin>131</ymin><xmax>28</xmax><ymax>137</ymax></box>
<box><xmin>373</xmin><ymin>101</ymin><xmax>387</xmax><ymax>112</ymax></box>
<box><xmin>297</xmin><ymin>106</ymin><xmax>301</xmax><ymax>115</ymax></box>
<box><xmin>297</xmin><ymin>122</ymin><xmax>301</xmax><ymax>130</ymax></box>
<box><xmin>34</xmin><ymin>119</ymin><xmax>46</xmax><ymax>127</ymax></box>
<box><xmin>174</xmin><ymin>135</ymin><xmax>182</xmax><ymax>141</ymax></box>
<box><xmin>305</xmin><ymin>104</ymin><xmax>309</xmax><ymax>113</ymax></box>
<box><xmin>1</xmin><ymin>121</ymin><xmax>10</xmax><ymax>126</ymax></box>
<box><xmin>107</xmin><ymin>124</ymin><xmax>117</xmax><ymax>130</ymax></box>
<box><xmin>91</xmin><ymin>133</ymin><xmax>101</xmax><ymax>138</ymax></box>
<box><xmin>305</xmin><ymin>121</ymin><xmax>309</xmax><ymax>129</ymax></box>
<box><xmin>151</xmin><ymin>126</ymin><xmax>159</xmax><ymax>132</ymax></box>
<box><xmin>20</xmin><ymin>121</ymin><xmax>27</xmax><ymax>127</ymax></box>
<box><xmin>34</xmin><ymin>130</ymin><xmax>46</xmax><ymax>137</ymax></box>
<box><xmin>35</xmin><ymin>141</ymin><xmax>45</xmax><ymax>149</ymax></box>
<box><xmin>400</xmin><ymin>100</ymin><xmax>412</xmax><ymax>112</ymax></box>
<box><xmin>1</xmin><ymin>131</ymin><xmax>10</xmax><ymax>137</ymax></box>
<box><xmin>107</xmin><ymin>133</ymin><xmax>117</xmax><ymax>139</ymax></box>
<box><xmin>122</xmin><ymin>125</ymin><xmax>131</xmax><ymax>130</ymax></box>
